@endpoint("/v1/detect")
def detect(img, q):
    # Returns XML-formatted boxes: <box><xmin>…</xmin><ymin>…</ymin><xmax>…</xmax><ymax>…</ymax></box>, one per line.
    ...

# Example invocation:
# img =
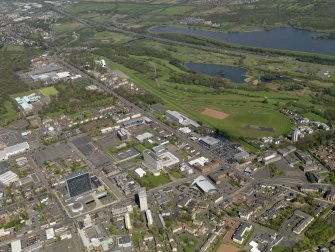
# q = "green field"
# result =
<box><xmin>0</xmin><ymin>101</ymin><xmax>20</xmax><ymax>126</ymax></box>
<box><xmin>137</xmin><ymin>172</ymin><xmax>171</xmax><ymax>189</ymax></box>
<box><xmin>106</xmin><ymin>58</ymin><xmax>293</xmax><ymax>139</ymax></box>
<box><xmin>53</xmin><ymin>22</ymin><xmax>85</xmax><ymax>33</ymax></box>
<box><xmin>303</xmin><ymin>112</ymin><xmax>328</xmax><ymax>123</ymax></box>
<box><xmin>39</xmin><ymin>87</ymin><xmax>58</xmax><ymax>96</ymax></box>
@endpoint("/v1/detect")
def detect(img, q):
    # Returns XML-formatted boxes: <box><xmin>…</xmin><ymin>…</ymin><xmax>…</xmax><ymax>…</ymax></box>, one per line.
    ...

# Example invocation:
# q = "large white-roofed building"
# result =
<box><xmin>191</xmin><ymin>175</ymin><xmax>217</xmax><ymax>194</ymax></box>
<box><xmin>11</xmin><ymin>240</ymin><xmax>22</xmax><ymax>252</ymax></box>
<box><xmin>0</xmin><ymin>142</ymin><xmax>30</xmax><ymax>161</ymax></box>
<box><xmin>0</xmin><ymin>171</ymin><xmax>19</xmax><ymax>186</ymax></box>
<box><xmin>165</xmin><ymin>110</ymin><xmax>200</xmax><ymax>128</ymax></box>
<box><xmin>46</xmin><ymin>228</ymin><xmax>55</xmax><ymax>240</ymax></box>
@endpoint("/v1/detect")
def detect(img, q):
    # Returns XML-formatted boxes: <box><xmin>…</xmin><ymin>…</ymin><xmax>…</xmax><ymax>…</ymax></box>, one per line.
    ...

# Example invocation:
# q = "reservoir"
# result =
<box><xmin>186</xmin><ymin>62</ymin><xmax>247</xmax><ymax>83</ymax></box>
<box><xmin>151</xmin><ymin>26</ymin><xmax>335</xmax><ymax>56</ymax></box>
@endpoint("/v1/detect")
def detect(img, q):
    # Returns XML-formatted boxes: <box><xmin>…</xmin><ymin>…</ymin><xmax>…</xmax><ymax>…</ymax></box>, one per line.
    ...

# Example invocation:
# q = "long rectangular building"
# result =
<box><xmin>0</xmin><ymin>142</ymin><xmax>30</xmax><ymax>161</ymax></box>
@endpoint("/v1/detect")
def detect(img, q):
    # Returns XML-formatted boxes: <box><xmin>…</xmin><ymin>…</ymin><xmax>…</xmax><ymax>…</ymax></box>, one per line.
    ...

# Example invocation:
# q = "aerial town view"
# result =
<box><xmin>0</xmin><ymin>0</ymin><xmax>335</xmax><ymax>251</ymax></box>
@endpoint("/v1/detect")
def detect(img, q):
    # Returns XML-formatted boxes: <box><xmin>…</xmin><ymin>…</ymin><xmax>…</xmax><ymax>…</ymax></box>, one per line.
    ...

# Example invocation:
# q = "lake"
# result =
<box><xmin>151</xmin><ymin>26</ymin><xmax>335</xmax><ymax>56</ymax></box>
<box><xmin>186</xmin><ymin>62</ymin><xmax>247</xmax><ymax>83</ymax></box>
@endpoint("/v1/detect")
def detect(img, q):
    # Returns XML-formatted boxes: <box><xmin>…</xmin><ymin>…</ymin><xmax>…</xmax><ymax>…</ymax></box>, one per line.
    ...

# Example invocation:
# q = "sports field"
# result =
<box><xmin>39</xmin><ymin>87</ymin><xmax>58</xmax><ymax>96</ymax></box>
<box><xmin>201</xmin><ymin>108</ymin><xmax>229</xmax><ymax>120</ymax></box>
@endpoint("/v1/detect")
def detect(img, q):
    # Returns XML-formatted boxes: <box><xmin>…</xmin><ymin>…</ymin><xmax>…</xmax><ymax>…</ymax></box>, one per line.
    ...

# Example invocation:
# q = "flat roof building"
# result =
<box><xmin>277</xmin><ymin>146</ymin><xmax>296</xmax><ymax>157</ymax></box>
<box><xmin>0</xmin><ymin>171</ymin><xmax>19</xmax><ymax>186</ymax></box>
<box><xmin>118</xmin><ymin>235</ymin><xmax>132</xmax><ymax>249</ymax></box>
<box><xmin>11</xmin><ymin>240</ymin><xmax>22</xmax><ymax>252</ymax></box>
<box><xmin>0</xmin><ymin>142</ymin><xmax>30</xmax><ymax>161</ymax></box>
<box><xmin>122</xmin><ymin>117</ymin><xmax>150</xmax><ymax>128</ymax></box>
<box><xmin>138</xmin><ymin>187</ymin><xmax>148</xmax><ymax>211</ymax></box>
<box><xmin>165</xmin><ymin>110</ymin><xmax>200</xmax><ymax>128</ymax></box>
<box><xmin>143</xmin><ymin>150</ymin><xmax>163</xmax><ymax>171</ymax></box>
<box><xmin>199</xmin><ymin>136</ymin><xmax>219</xmax><ymax>149</ymax></box>
<box><xmin>66</xmin><ymin>171</ymin><xmax>92</xmax><ymax>198</ymax></box>
<box><xmin>234</xmin><ymin>151</ymin><xmax>250</xmax><ymax>161</ymax></box>
<box><xmin>15</xmin><ymin>93</ymin><xmax>41</xmax><ymax>111</ymax></box>
<box><xmin>136</xmin><ymin>132</ymin><xmax>153</xmax><ymax>142</ymax></box>
<box><xmin>143</xmin><ymin>148</ymin><xmax>179</xmax><ymax>171</ymax></box>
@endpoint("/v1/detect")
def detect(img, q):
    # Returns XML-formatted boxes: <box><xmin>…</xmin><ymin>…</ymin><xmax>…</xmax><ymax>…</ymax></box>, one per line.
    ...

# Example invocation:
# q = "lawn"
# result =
<box><xmin>39</xmin><ymin>87</ymin><xmax>58</xmax><ymax>96</ymax></box>
<box><xmin>180</xmin><ymin>235</ymin><xmax>198</xmax><ymax>252</ymax></box>
<box><xmin>159</xmin><ymin>5</ymin><xmax>195</xmax><ymax>15</ymax></box>
<box><xmin>0</xmin><ymin>101</ymin><xmax>20</xmax><ymax>126</ymax></box>
<box><xmin>137</xmin><ymin>172</ymin><xmax>171</xmax><ymax>189</ymax></box>
<box><xmin>303</xmin><ymin>112</ymin><xmax>328</xmax><ymax>123</ymax></box>
<box><xmin>52</xmin><ymin>22</ymin><xmax>85</xmax><ymax>33</ymax></box>
<box><xmin>108</xmin><ymin>224</ymin><xmax>120</xmax><ymax>235</ymax></box>
<box><xmin>134</xmin><ymin>144</ymin><xmax>147</xmax><ymax>153</ymax></box>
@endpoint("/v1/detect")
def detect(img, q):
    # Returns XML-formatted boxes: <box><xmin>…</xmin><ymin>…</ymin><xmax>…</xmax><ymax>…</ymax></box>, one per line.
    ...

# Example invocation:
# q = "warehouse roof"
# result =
<box><xmin>0</xmin><ymin>171</ymin><xmax>18</xmax><ymax>185</ymax></box>
<box><xmin>0</xmin><ymin>142</ymin><xmax>29</xmax><ymax>161</ymax></box>
<box><xmin>191</xmin><ymin>175</ymin><xmax>217</xmax><ymax>193</ymax></box>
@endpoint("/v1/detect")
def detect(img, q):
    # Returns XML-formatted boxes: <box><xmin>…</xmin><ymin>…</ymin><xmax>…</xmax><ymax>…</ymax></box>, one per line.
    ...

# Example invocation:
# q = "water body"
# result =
<box><xmin>151</xmin><ymin>26</ymin><xmax>335</xmax><ymax>56</ymax></box>
<box><xmin>186</xmin><ymin>62</ymin><xmax>247</xmax><ymax>83</ymax></box>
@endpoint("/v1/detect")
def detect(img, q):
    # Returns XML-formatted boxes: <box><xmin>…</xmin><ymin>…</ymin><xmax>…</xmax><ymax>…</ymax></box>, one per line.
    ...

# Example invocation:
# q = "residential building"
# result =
<box><xmin>232</xmin><ymin>222</ymin><xmax>252</xmax><ymax>244</ymax></box>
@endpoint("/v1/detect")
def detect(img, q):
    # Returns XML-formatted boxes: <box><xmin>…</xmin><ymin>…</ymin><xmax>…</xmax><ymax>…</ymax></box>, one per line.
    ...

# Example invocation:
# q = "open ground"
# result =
<box><xmin>201</xmin><ymin>108</ymin><xmax>229</xmax><ymax>120</ymax></box>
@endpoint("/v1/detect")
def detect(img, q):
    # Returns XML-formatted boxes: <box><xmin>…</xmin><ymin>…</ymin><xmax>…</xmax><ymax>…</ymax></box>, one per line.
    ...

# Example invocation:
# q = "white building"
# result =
<box><xmin>124</xmin><ymin>213</ymin><xmax>132</xmax><ymax>231</ymax></box>
<box><xmin>0</xmin><ymin>171</ymin><xmax>19</xmax><ymax>186</ymax></box>
<box><xmin>46</xmin><ymin>228</ymin><xmax>55</xmax><ymax>240</ymax></box>
<box><xmin>138</xmin><ymin>187</ymin><xmax>148</xmax><ymax>211</ymax></box>
<box><xmin>189</xmin><ymin>157</ymin><xmax>209</xmax><ymax>167</ymax></box>
<box><xmin>0</xmin><ymin>142</ymin><xmax>30</xmax><ymax>161</ymax></box>
<box><xmin>143</xmin><ymin>149</ymin><xmax>179</xmax><ymax>171</ymax></box>
<box><xmin>191</xmin><ymin>175</ymin><xmax>217</xmax><ymax>194</ymax></box>
<box><xmin>136</xmin><ymin>132</ymin><xmax>153</xmax><ymax>142</ymax></box>
<box><xmin>293</xmin><ymin>129</ymin><xmax>300</xmax><ymax>142</ymax></box>
<box><xmin>134</xmin><ymin>168</ymin><xmax>146</xmax><ymax>178</ymax></box>
<box><xmin>145</xmin><ymin>209</ymin><xmax>153</xmax><ymax>227</ymax></box>
<box><xmin>143</xmin><ymin>150</ymin><xmax>163</xmax><ymax>171</ymax></box>
<box><xmin>11</xmin><ymin>240</ymin><xmax>22</xmax><ymax>252</ymax></box>
<box><xmin>165</xmin><ymin>110</ymin><xmax>200</xmax><ymax>128</ymax></box>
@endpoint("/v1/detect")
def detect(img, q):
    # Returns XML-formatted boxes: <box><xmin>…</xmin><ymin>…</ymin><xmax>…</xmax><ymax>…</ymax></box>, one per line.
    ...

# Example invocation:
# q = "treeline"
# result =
<box><xmin>39</xmin><ymin>82</ymin><xmax>112</xmax><ymax>118</ymax></box>
<box><xmin>95</xmin><ymin>44</ymin><xmax>172</xmax><ymax>60</ymax></box>
<box><xmin>0</xmin><ymin>47</ymin><xmax>39</xmax><ymax>105</ymax></box>
<box><xmin>115</xmin><ymin>86</ymin><xmax>161</xmax><ymax>108</ymax></box>
<box><xmin>94</xmin><ymin>44</ymin><xmax>186</xmax><ymax>72</ymax></box>
<box><xmin>169</xmin><ymin>72</ymin><xmax>232</xmax><ymax>89</ymax></box>
<box><xmin>295</xmin><ymin>130</ymin><xmax>335</xmax><ymax>151</ymax></box>
<box><xmin>290</xmin><ymin>217</ymin><xmax>335</xmax><ymax>252</ymax></box>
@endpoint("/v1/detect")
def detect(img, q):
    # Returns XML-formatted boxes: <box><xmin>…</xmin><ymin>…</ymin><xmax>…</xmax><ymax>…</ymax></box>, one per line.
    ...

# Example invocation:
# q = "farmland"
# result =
<box><xmin>62</xmin><ymin>0</ymin><xmax>335</xmax><ymax>33</ymax></box>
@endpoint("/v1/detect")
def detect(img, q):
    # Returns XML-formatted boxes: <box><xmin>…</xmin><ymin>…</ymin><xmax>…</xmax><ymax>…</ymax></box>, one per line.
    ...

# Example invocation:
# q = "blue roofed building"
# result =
<box><xmin>15</xmin><ymin>93</ymin><xmax>41</xmax><ymax>112</ymax></box>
